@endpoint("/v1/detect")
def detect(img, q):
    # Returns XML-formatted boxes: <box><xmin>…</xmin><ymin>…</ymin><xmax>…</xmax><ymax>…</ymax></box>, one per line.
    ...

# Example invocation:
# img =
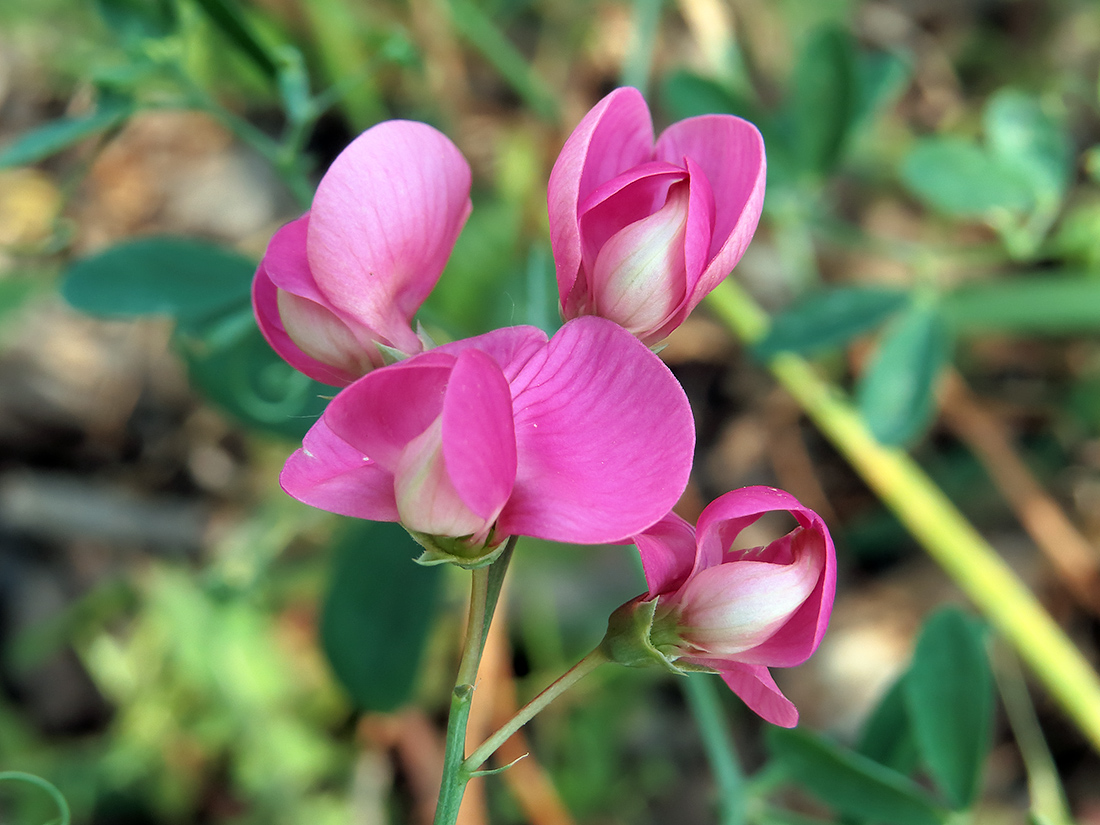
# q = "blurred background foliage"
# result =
<box><xmin>3</xmin><ymin>0</ymin><xmax>1100</xmax><ymax>823</ymax></box>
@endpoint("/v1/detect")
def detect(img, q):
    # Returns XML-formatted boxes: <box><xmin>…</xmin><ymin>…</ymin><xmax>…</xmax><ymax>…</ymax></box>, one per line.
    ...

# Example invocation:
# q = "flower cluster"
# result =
<box><xmin>253</xmin><ymin>90</ymin><xmax>834</xmax><ymax>722</ymax></box>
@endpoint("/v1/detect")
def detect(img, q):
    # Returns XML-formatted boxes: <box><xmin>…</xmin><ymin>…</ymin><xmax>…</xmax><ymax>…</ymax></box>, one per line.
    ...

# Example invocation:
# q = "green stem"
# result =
<box><xmin>464</xmin><ymin>646</ymin><xmax>608</xmax><ymax>773</ymax></box>
<box><xmin>683</xmin><ymin>674</ymin><xmax>746</xmax><ymax>825</ymax></box>
<box><xmin>433</xmin><ymin>536</ymin><xmax>517</xmax><ymax>825</ymax></box>
<box><xmin>705</xmin><ymin>278</ymin><xmax>1100</xmax><ymax>753</ymax></box>
<box><xmin>0</xmin><ymin>772</ymin><xmax>71</xmax><ymax>825</ymax></box>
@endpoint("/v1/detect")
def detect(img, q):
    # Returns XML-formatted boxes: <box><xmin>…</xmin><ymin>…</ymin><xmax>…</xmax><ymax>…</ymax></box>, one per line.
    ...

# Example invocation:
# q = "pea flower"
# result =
<box><xmin>548</xmin><ymin>87</ymin><xmax>766</xmax><ymax>346</ymax></box>
<box><xmin>609</xmin><ymin>487</ymin><xmax>835</xmax><ymax>727</ymax></box>
<box><xmin>253</xmin><ymin>120</ymin><xmax>472</xmax><ymax>386</ymax></box>
<box><xmin>280</xmin><ymin>316</ymin><xmax>695</xmax><ymax>563</ymax></box>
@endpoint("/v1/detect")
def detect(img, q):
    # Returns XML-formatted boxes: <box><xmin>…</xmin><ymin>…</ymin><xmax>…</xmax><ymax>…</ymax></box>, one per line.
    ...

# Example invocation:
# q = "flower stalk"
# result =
<box><xmin>433</xmin><ymin>536</ymin><xmax>516</xmax><ymax>825</ymax></box>
<box><xmin>706</xmin><ymin>277</ymin><xmax>1100</xmax><ymax>752</ymax></box>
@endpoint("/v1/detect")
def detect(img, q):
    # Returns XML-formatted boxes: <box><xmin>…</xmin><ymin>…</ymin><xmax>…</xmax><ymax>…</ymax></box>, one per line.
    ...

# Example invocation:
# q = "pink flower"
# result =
<box><xmin>280</xmin><ymin>316</ymin><xmax>695</xmax><ymax>557</ymax></box>
<box><xmin>253</xmin><ymin>120</ymin><xmax>472</xmax><ymax>386</ymax></box>
<box><xmin>548</xmin><ymin>87</ymin><xmax>765</xmax><ymax>346</ymax></box>
<box><xmin>634</xmin><ymin>487</ymin><xmax>836</xmax><ymax>727</ymax></box>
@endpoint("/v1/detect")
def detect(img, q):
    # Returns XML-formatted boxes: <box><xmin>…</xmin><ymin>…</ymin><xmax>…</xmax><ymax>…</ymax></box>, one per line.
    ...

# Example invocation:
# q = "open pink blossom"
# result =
<box><xmin>253</xmin><ymin>120</ymin><xmax>472</xmax><ymax>386</ymax></box>
<box><xmin>280</xmin><ymin>316</ymin><xmax>695</xmax><ymax>555</ymax></box>
<box><xmin>548</xmin><ymin>87</ymin><xmax>765</xmax><ymax>346</ymax></box>
<box><xmin>634</xmin><ymin>487</ymin><xmax>836</xmax><ymax>727</ymax></box>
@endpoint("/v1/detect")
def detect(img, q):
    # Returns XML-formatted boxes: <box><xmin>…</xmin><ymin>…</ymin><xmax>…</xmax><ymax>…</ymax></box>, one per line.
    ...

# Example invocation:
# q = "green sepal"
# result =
<box><xmin>409</xmin><ymin>529</ymin><xmax>508</xmax><ymax>570</ymax></box>
<box><xmin>599</xmin><ymin>596</ymin><xmax>710</xmax><ymax>675</ymax></box>
<box><xmin>376</xmin><ymin>342</ymin><xmax>411</xmax><ymax>365</ymax></box>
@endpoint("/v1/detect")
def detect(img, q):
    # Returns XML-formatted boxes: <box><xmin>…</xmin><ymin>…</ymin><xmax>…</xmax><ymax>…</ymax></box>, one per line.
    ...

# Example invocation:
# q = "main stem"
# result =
<box><xmin>706</xmin><ymin>278</ymin><xmax>1100</xmax><ymax>752</ymax></box>
<box><xmin>433</xmin><ymin>537</ymin><xmax>517</xmax><ymax>825</ymax></box>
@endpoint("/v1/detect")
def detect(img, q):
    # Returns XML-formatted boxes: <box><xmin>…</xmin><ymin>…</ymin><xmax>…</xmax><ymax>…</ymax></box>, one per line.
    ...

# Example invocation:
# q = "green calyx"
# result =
<box><xmin>599</xmin><ymin>596</ymin><xmax>713</xmax><ymax>675</ymax></box>
<box><xmin>408</xmin><ymin>528</ymin><xmax>508</xmax><ymax>569</ymax></box>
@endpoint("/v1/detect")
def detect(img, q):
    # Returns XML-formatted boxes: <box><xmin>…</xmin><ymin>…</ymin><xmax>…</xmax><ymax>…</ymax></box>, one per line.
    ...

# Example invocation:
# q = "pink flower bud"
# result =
<box><xmin>549</xmin><ymin>88</ymin><xmax>765</xmax><ymax>345</ymax></box>
<box><xmin>253</xmin><ymin>120</ymin><xmax>473</xmax><ymax>386</ymax></box>
<box><xmin>633</xmin><ymin>487</ymin><xmax>836</xmax><ymax>727</ymax></box>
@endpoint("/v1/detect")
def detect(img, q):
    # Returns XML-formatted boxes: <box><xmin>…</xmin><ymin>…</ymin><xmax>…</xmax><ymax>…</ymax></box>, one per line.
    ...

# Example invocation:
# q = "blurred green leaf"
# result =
<box><xmin>63</xmin><ymin>237</ymin><xmax>254</xmax><ymax>329</ymax></box>
<box><xmin>853</xmin><ymin>49</ymin><xmax>911</xmax><ymax>127</ymax></box>
<box><xmin>983</xmin><ymin>89</ymin><xmax>1070</xmax><ymax>205</ymax></box>
<box><xmin>320</xmin><ymin>520</ymin><xmax>442</xmax><ymax>712</ymax></box>
<box><xmin>755</xmin><ymin>287</ymin><xmax>908</xmax><ymax>358</ymax></box>
<box><xmin>191</xmin><ymin>0</ymin><xmax>279</xmax><ymax>81</ymax></box>
<box><xmin>94</xmin><ymin>0</ymin><xmax>177</xmax><ymax>41</ymax></box>
<box><xmin>857</xmin><ymin>302</ymin><xmax>950</xmax><ymax>446</ymax></box>
<box><xmin>904</xmin><ymin>607</ymin><xmax>993</xmax><ymax>809</ymax></box>
<box><xmin>943</xmin><ymin>276</ymin><xmax>1100</xmax><ymax>334</ymax></box>
<box><xmin>857</xmin><ymin>674</ymin><xmax>920</xmax><ymax>776</ymax></box>
<box><xmin>660</xmin><ymin>71</ymin><xmax>743</xmax><ymax>120</ymax></box>
<box><xmin>902</xmin><ymin>137</ymin><xmax>1033</xmax><ymax>217</ymax></box>
<box><xmin>0</xmin><ymin>278</ymin><xmax>44</xmax><ymax>327</ymax></box>
<box><xmin>180</xmin><ymin>309</ymin><xmax>331</xmax><ymax>439</ymax></box>
<box><xmin>789</xmin><ymin>24</ymin><xmax>858</xmax><ymax>176</ymax></box>
<box><xmin>767</xmin><ymin>727</ymin><xmax>946</xmax><ymax>825</ymax></box>
<box><xmin>0</xmin><ymin>100</ymin><xmax>132</xmax><ymax>168</ymax></box>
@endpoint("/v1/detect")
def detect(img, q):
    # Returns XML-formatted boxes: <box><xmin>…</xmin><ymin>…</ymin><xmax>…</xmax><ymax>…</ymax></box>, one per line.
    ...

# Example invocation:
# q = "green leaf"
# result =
<box><xmin>789</xmin><ymin>24</ymin><xmax>859</xmax><ymax>175</ymax></box>
<box><xmin>857</xmin><ymin>674</ymin><xmax>919</xmax><ymax>775</ymax></box>
<box><xmin>63</xmin><ymin>237</ymin><xmax>254</xmax><ymax>329</ymax></box>
<box><xmin>191</xmin><ymin>0</ymin><xmax>279</xmax><ymax>81</ymax></box>
<box><xmin>179</xmin><ymin>310</ymin><xmax>331</xmax><ymax>440</ymax></box>
<box><xmin>755</xmin><ymin>287</ymin><xmax>908</xmax><ymax>358</ymax></box>
<box><xmin>853</xmin><ymin>49</ymin><xmax>911</xmax><ymax>127</ymax></box>
<box><xmin>983</xmin><ymin>89</ymin><xmax>1071</xmax><ymax>205</ymax></box>
<box><xmin>902</xmin><ymin>137</ymin><xmax>1034</xmax><ymax>217</ymax></box>
<box><xmin>943</xmin><ymin>276</ymin><xmax>1100</xmax><ymax>334</ymax></box>
<box><xmin>320</xmin><ymin>520</ymin><xmax>442</xmax><ymax>712</ymax></box>
<box><xmin>857</xmin><ymin>302</ymin><xmax>950</xmax><ymax>446</ymax></box>
<box><xmin>0</xmin><ymin>101</ymin><xmax>132</xmax><ymax>168</ymax></box>
<box><xmin>766</xmin><ymin>727</ymin><xmax>947</xmax><ymax>825</ymax></box>
<box><xmin>94</xmin><ymin>0</ymin><xmax>178</xmax><ymax>41</ymax></box>
<box><xmin>904</xmin><ymin>608</ymin><xmax>993</xmax><ymax>809</ymax></box>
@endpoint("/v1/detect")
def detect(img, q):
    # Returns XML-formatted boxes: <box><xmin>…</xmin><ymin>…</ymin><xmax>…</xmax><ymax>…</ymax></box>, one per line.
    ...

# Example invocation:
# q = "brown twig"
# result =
<box><xmin>940</xmin><ymin>370</ymin><xmax>1100</xmax><ymax>614</ymax></box>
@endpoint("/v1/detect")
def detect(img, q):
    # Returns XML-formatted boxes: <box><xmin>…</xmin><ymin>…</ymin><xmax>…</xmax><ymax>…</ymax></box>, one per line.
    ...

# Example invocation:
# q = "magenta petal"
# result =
<box><xmin>716</xmin><ymin>663</ymin><xmax>799</xmax><ymax>728</ymax></box>
<box><xmin>498</xmin><ymin>316</ymin><xmax>694</xmax><ymax>543</ymax></box>
<box><xmin>655</xmin><ymin>115</ymin><xmax>765</xmax><ymax>300</ymax></box>
<box><xmin>548</xmin><ymin>88</ymin><xmax>654</xmax><ymax>302</ymax></box>
<box><xmin>695</xmin><ymin>487</ymin><xmax>837</xmax><ymax>667</ymax></box>
<box><xmin>307</xmin><ymin>121</ymin><xmax>472</xmax><ymax>351</ymax></box>
<box><xmin>442</xmin><ymin>349</ymin><xmax>517</xmax><ymax>521</ymax></box>
<box><xmin>280</xmin><ymin>418</ymin><xmax>399</xmax><ymax>521</ymax></box>
<box><xmin>325</xmin><ymin>354</ymin><xmax>456</xmax><ymax>469</ymax></box>
<box><xmin>253</xmin><ymin>259</ymin><xmax>359</xmax><ymax>387</ymax></box>
<box><xmin>436</xmin><ymin>325</ymin><xmax>549</xmax><ymax>384</ymax></box>
<box><xmin>633</xmin><ymin>512</ymin><xmax>698</xmax><ymax>596</ymax></box>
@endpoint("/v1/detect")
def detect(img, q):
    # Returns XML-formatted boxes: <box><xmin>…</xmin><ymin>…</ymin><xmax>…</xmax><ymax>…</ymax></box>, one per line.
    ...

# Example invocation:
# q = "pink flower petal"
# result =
<box><xmin>548</xmin><ymin>88</ymin><xmax>654</xmax><ymax>302</ymax></box>
<box><xmin>498</xmin><ymin>316</ymin><xmax>694</xmax><ymax>543</ymax></box>
<box><xmin>307</xmin><ymin>121</ymin><xmax>472</xmax><ymax>352</ymax></box>
<box><xmin>695</xmin><ymin>487</ymin><xmax>837</xmax><ymax>667</ymax></box>
<box><xmin>715</xmin><ymin>663</ymin><xmax>799</xmax><ymax>728</ymax></box>
<box><xmin>436</xmin><ymin>325</ymin><xmax>549</xmax><ymax>384</ymax></box>
<box><xmin>633</xmin><ymin>512</ymin><xmax>698</xmax><ymax>596</ymax></box>
<box><xmin>280</xmin><ymin>418</ymin><xmax>398</xmax><ymax>521</ymax></box>
<box><xmin>655</xmin><ymin>115</ymin><xmax>765</xmax><ymax>304</ymax></box>
<box><xmin>324</xmin><ymin>354</ymin><xmax>456</xmax><ymax>470</ymax></box>
<box><xmin>442</xmin><ymin>349</ymin><xmax>517</xmax><ymax>521</ymax></box>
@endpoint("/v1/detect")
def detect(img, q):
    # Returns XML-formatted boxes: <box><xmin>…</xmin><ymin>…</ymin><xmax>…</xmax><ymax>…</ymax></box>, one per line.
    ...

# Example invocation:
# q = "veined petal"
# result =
<box><xmin>633</xmin><ymin>512</ymin><xmax>698</xmax><ymax>596</ymax></box>
<box><xmin>441</xmin><ymin>349</ymin><xmax>517</xmax><ymax>521</ymax></box>
<box><xmin>280</xmin><ymin>418</ymin><xmax>398</xmax><ymax>521</ymax></box>
<box><xmin>436</xmin><ymin>325</ymin><xmax>549</xmax><ymax>384</ymax></box>
<box><xmin>275</xmin><ymin>289</ymin><xmax>382</xmax><ymax>378</ymax></box>
<box><xmin>308</xmin><ymin>121</ymin><xmax>472</xmax><ymax>351</ymax></box>
<box><xmin>548</xmin><ymin>88</ymin><xmax>654</xmax><ymax>302</ymax></box>
<box><xmin>715</xmin><ymin>663</ymin><xmax>799</xmax><ymax>728</ymax></box>
<box><xmin>655</xmin><ymin>115</ymin><xmax>765</xmax><ymax>304</ymax></box>
<box><xmin>324</xmin><ymin>354</ymin><xmax>455</xmax><ymax>470</ymax></box>
<box><xmin>499</xmin><ymin>316</ymin><xmax>694</xmax><ymax>543</ymax></box>
<box><xmin>590</xmin><ymin>180</ymin><xmax>690</xmax><ymax>342</ymax></box>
